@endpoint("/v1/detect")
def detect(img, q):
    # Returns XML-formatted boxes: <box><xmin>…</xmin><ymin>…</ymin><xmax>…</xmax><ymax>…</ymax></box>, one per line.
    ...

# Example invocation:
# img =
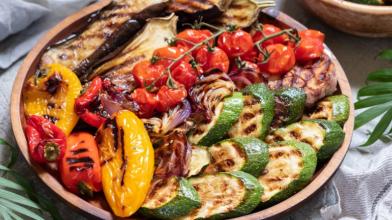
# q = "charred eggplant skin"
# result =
<box><xmin>274</xmin><ymin>88</ymin><xmax>306</xmax><ymax>127</ymax></box>
<box><xmin>260</xmin><ymin>141</ymin><xmax>317</xmax><ymax>206</ymax></box>
<box><xmin>309</xmin><ymin>95</ymin><xmax>350</xmax><ymax>126</ymax></box>
<box><xmin>242</xmin><ymin>84</ymin><xmax>275</xmax><ymax>139</ymax></box>
<box><xmin>140</xmin><ymin>177</ymin><xmax>200</xmax><ymax>220</ymax></box>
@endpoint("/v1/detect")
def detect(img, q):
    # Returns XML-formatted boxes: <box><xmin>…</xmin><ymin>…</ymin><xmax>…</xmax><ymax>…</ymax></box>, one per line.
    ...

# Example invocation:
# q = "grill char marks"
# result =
<box><xmin>40</xmin><ymin>0</ymin><xmax>169</xmax><ymax>79</ymax></box>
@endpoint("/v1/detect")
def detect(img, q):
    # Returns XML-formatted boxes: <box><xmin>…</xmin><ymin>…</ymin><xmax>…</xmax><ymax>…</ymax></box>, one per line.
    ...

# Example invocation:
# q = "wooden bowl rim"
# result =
<box><xmin>10</xmin><ymin>3</ymin><xmax>354</xmax><ymax>220</ymax></box>
<box><xmin>321</xmin><ymin>0</ymin><xmax>392</xmax><ymax>14</ymax></box>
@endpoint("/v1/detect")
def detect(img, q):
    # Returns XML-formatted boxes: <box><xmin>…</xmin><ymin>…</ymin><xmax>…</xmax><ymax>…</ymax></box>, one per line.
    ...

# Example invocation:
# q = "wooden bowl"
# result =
<box><xmin>10</xmin><ymin>2</ymin><xmax>354</xmax><ymax>220</ymax></box>
<box><xmin>301</xmin><ymin>0</ymin><xmax>392</xmax><ymax>37</ymax></box>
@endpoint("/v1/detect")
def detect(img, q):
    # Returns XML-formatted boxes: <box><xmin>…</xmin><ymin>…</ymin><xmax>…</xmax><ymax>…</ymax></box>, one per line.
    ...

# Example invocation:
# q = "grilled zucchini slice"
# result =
<box><xmin>266</xmin><ymin>119</ymin><xmax>345</xmax><ymax>161</ymax></box>
<box><xmin>140</xmin><ymin>177</ymin><xmax>200</xmax><ymax>219</ymax></box>
<box><xmin>273</xmin><ymin>88</ymin><xmax>306</xmax><ymax>127</ymax></box>
<box><xmin>187</xmin><ymin>146</ymin><xmax>211</xmax><ymax>177</ymax></box>
<box><xmin>308</xmin><ymin>95</ymin><xmax>350</xmax><ymax>126</ymax></box>
<box><xmin>228</xmin><ymin>84</ymin><xmax>274</xmax><ymax>139</ymax></box>
<box><xmin>188</xmin><ymin>92</ymin><xmax>244</xmax><ymax>146</ymax></box>
<box><xmin>204</xmin><ymin>137</ymin><xmax>269</xmax><ymax>177</ymax></box>
<box><xmin>182</xmin><ymin>171</ymin><xmax>262</xmax><ymax>220</ymax></box>
<box><xmin>258</xmin><ymin>140</ymin><xmax>317</xmax><ymax>206</ymax></box>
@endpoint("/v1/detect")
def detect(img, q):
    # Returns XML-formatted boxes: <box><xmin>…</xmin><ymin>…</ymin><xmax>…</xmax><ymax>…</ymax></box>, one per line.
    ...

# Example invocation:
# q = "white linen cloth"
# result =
<box><xmin>0</xmin><ymin>0</ymin><xmax>391</xmax><ymax>219</ymax></box>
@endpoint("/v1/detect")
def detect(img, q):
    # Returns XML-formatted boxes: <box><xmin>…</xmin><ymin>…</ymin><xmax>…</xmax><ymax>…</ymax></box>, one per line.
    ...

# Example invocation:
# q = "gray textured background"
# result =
<box><xmin>0</xmin><ymin>0</ymin><xmax>391</xmax><ymax>219</ymax></box>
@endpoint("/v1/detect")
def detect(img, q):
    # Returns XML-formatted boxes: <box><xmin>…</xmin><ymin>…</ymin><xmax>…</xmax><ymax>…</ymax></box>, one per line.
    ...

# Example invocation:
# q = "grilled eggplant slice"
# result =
<box><xmin>141</xmin><ymin>177</ymin><xmax>200</xmax><ymax>219</ymax></box>
<box><xmin>188</xmin><ymin>92</ymin><xmax>244</xmax><ymax>146</ymax></box>
<box><xmin>216</xmin><ymin>0</ymin><xmax>275</xmax><ymax>28</ymax></box>
<box><xmin>266</xmin><ymin>119</ymin><xmax>345</xmax><ymax>161</ymax></box>
<box><xmin>258</xmin><ymin>140</ymin><xmax>316</xmax><ymax>206</ymax></box>
<box><xmin>273</xmin><ymin>88</ymin><xmax>306</xmax><ymax>127</ymax></box>
<box><xmin>308</xmin><ymin>95</ymin><xmax>350</xmax><ymax>126</ymax></box>
<box><xmin>91</xmin><ymin>14</ymin><xmax>178</xmax><ymax>79</ymax></box>
<box><xmin>182</xmin><ymin>171</ymin><xmax>262</xmax><ymax>220</ymax></box>
<box><xmin>40</xmin><ymin>0</ymin><xmax>169</xmax><ymax>78</ymax></box>
<box><xmin>204</xmin><ymin>137</ymin><xmax>269</xmax><ymax>177</ymax></box>
<box><xmin>229</xmin><ymin>84</ymin><xmax>274</xmax><ymax>139</ymax></box>
<box><xmin>188</xmin><ymin>146</ymin><xmax>211</xmax><ymax>177</ymax></box>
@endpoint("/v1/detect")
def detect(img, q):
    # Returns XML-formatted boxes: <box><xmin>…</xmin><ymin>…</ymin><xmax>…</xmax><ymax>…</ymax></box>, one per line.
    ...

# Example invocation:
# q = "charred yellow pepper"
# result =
<box><xmin>23</xmin><ymin>64</ymin><xmax>82</xmax><ymax>135</ymax></box>
<box><xmin>97</xmin><ymin>110</ymin><xmax>154</xmax><ymax>217</ymax></box>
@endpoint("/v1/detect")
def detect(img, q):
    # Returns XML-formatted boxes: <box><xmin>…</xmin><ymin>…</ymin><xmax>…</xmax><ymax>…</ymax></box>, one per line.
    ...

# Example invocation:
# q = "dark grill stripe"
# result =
<box><xmin>66</xmin><ymin>157</ymin><xmax>94</xmax><ymax>165</ymax></box>
<box><xmin>71</xmin><ymin>148</ymin><xmax>88</xmax><ymax>155</ymax></box>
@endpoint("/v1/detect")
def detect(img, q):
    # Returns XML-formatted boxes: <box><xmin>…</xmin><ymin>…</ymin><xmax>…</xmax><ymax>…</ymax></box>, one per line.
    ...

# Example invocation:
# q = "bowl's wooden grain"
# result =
<box><xmin>301</xmin><ymin>0</ymin><xmax>392</xmax><ymax>37</ymax></box>
<box><xmin>10</xmin><ymin>3</ymin><xmax>354</xmax><ymax>220</ymax></box>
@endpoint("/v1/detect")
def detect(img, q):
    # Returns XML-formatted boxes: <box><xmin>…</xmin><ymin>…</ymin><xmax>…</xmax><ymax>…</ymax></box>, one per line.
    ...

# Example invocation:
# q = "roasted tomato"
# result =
<box><xmin>131</xmin><ymin>88</ymin><xmax>158</xmax><ymax>118</ymax></box>
<box><xmin>60</xmin><ymin>132</ymin><xmax>101</xmax><ymax>197</ymax></box>
<box><xmin>295</xmin><ymin>31</ymin><xmax>324</xmax><ymax>63</ymax></box>
<box><xmin>176</xmin><ymin>29</ymin><xmax>213</xmax><ymax>52</ymax></box>
<box><xmin>229</xmin><ymin>60</ymin><xmax>264</xmax><ymax>89</ymax></box>
<box><xmin>260</xmin><ymin>44</ymin><xmax>296</xmax><ymax>75</ymax></box>
<box><xmin>195</xmin><ymin>46</ymin><xmax>230</xmax><ymax>74</ymax></box>
<box><xmin>253</xmin><ymin>24</ymin><xmax>288</xmax><ymax>47</ymax></box>
<box><xmin>217</xmin><ymin>29</ymin><xmax>253</xmax><ymax>58</ymax></box>
<box><xmin>172</xmin><ymin>60</ymin><xmax>199</xmax><ymax>89</ymax></box>
<box><xmin>152</xmin><ymin>46</ymin><xmax>188</xmax><ymax>69</ymax></box>
<box><xmin>25</xmin><ymin>115</ymin><xmax>66</xmax><ymax>164</ymax></box>
<box><xmin>239</xmin><ymin>47</ymin><xmax>260</xmax><ymax>63</ymax></box>
<box><xmin>299</xmin><ymin>29</ymin><xmax>325</xmax><ymax>42</ymax></box>
<box><xmin>157</xmin><ymin>85</ymin><xmax>187</xmax><ymax>113</ymax></box>
<box><xmin>75</xmin><ymin>77</ymin><xmax>107</xmax><ymax>128</ymax></box>
<box><xmin>132</xmin><ymin>60</ymin><xmax>167</xmax><ymax>88</ymax></box>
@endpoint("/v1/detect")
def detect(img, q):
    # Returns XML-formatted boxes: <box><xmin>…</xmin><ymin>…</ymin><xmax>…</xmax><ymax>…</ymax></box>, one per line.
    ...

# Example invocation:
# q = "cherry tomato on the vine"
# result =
<box><xmin>132</xmin><ymin>60</ymin><xmax>167</xmax><ymax>87</ymax></box>
<box><xmin>130</xmin><ymin>88</ymin><xmax>158</xmax><ymax>118</ymax></box>
<box><xmin>253</xmin><ymin>24</ymin><xmax>288</xmax><ymax>48</ymax></box>
<box><xmin>172</xmin><ymin>60</ymin><xmax>199</xmax><ymax>89</ymax></box>
<box><xmin>299</xmin><ymin>29</ymin><xmax>325</xmax><ymax>42</ymax></box>
<box><xmin>156</xmin><ymin>85</ymin><xmax>187</xmax><ymax>113</ymax></box>
<box><xmin>176</xmin><ymin>29</ymin><xmax>214</xmax><ymax>52</ymax></box>
<box><xmin>239</xmin><ymin>47</ymin><xmax>260</xmax><ymax>63</ymax></box>
<box><xmin>217</xmin><ymin>29</ymin><xmax>253</xmax><ymax>58</ymax></box>
<box><xmin>195</xmin><ymin>46</ymin><xmax>230</xmax><ymax>74</ymax></box>
<box><xmin>295</xmin><ymin>37</ymin><xmax>324</xmax><ymax>63</ymax></box>
<box><xmin>259</xmin><ymin>43</ymin><xmax>296</xmax><ymax>75</ymax></box>
<box><xmin>152</xmin><ymin>46</ymin><xmax>188</xmax><ymax>69</ymax></box>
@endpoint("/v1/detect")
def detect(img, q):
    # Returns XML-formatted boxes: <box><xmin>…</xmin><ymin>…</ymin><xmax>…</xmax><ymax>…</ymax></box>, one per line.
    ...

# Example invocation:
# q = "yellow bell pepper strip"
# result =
<box><xmin>96</xmin><ymin>110</ymin><xmax>154</xmax><ymax>217</ymax></box>
<box><xmin>23</xmin><ymin>63</ymin><xmax>82</xmax><ymax>135</ymax></box>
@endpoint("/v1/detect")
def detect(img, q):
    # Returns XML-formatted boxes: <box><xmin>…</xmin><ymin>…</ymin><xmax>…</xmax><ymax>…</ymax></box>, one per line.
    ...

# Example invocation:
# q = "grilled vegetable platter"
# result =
<box><xmin>18</xmin><ymin>0</ymin><xmax>351</xmax><ymax>219</ymax></box>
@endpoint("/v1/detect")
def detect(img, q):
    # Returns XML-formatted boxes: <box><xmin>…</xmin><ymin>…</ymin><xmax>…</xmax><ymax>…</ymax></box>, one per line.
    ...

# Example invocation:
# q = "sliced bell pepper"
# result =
<box><xmin>23</xmin><ymin>64</ymin><xmax>82</xmax><ymax>135</ymax></box>
<box><xmin>24</xmin><ymin>115</ymin><xmax>66</xmax><ymax>164</ymax></box>
<box><xmin>96</xmin><ymin>110</ymin><xmax>154</xmax><ymax>217</ymax></box>
<box><xmin>59</xmin><ymin>132</ymin><xmax>102</xmax><ymax>197</ymax></box>
<box><xmin>75</xmin><ymin>77</ymin><xmax>107</xmax><ymax>127</ymax></box>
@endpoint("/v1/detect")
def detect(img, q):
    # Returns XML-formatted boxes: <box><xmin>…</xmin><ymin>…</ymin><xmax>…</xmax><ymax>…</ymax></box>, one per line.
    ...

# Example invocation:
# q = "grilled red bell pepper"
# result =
<box><xmin>75</xmin><ymin>77</ymin><xmax>107</xmax><ymax>128</ymax></box>
<box><xmin>59</xmin><ymin>132</ymin><xmax>101</xmax><ymax>197</ymax></box>
<box><xmin>24</xmin><ymin>115</ymin><xmax>66</xmax><ymax>164</ymax></box>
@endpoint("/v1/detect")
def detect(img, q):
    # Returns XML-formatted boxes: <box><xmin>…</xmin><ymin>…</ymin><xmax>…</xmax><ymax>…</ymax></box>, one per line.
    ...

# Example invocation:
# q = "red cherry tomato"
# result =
<box><xmin>239</xmin><ymin>47</ymin><xmax>260</xmax><ymax>63</ymax></box>
<box><xmin>176</xmin><ymin>29</ymin><xmax>214</xmax><ymax>52</ymax></box>
<box><xmin>195</xmin><ymin>46</ymin><xmax>230</xmax><ymax>74</ymax></box>
<box><xmin>217</xmin><ymin>30</ymin><xmax>253</xmax><ymax>58</ymax></box>
<box><xmin>132</xmin><ymin>60</ymin><xmax>167</xmax><ymax>87</ymax></box>
<box><xmin>156</xmin><ymin>85</ymin><xmax>187</xmax><ymax>113</ymax></box>
<box><xmin>295</xmin><ymin>38</ymin><xmax>324</xmax><ymax>63</ymax></box>
<box><xmin>153</xmin><ymin>46</ymin><xmax>188</xmax><ymax>69</ymax></box>
<box><xmin>299</xmin><ymin>29</ymin><xmax>325</xmax><ymax>42</ymax></box>
<box><xmin>229</xmin><ymin>61</ymin><xmax>264</xmax><ymax>89</ymax></box>
<box><xmin>253</xmin><ymin>24</ymin><xmax>288</xmax><ymax>47</ymax></box>
<box><xmin>260</xmin><ymin>44</ymin><xmax>296</xmax><ymax>75</ymax></box>
<box><xmin>130</xmin><ymin>88</ymin><xmax>158</xmax><ymax>118</ymax></box>
<box><xmin>172</xmin><ymin>60</ymin><xmax>199</xmax><ymax>89</ymax></box>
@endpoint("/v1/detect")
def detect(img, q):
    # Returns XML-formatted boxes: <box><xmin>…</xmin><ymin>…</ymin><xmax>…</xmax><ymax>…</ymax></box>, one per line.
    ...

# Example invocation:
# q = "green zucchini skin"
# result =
<box><xmin>140</xmin><ymin>177</ymin><xmax>201</xmax><ymax>219</ymax></box>
<box><xmin>309</xmin><ymin>95</ymin><xmax>350</xmax><ymax>126</ymax></box>
<box><xmin>206</xmin><ymin>137</ymin><xmax>269</xmax><ymax>177</ymax></box>
<box><xmin>186</xmin><ymin>171</ymin><xmax>262</xmax><ymax>220</ymax></box>
<box><xmin>310</xmin><ymin>119</ymin><xmax>345</xmax><ymax>161</ymax></box>
<box><xmin>242</xmin><ymin>83</ymin><xmax>275</xmax><ymax>139</ymax></box>
<box><xmin>273</xmin><ymin>88</ymin><xmax>306</xmax><ymax>127</ymax></box>
<box><xmin>259</xmin><ymin>140</ymin><xmax>317</xmax><ymax>206</ymax></box>
<box><xmin>191</xmin><ymin>92</ymin><xmax>244</xmax><ymax>146</ymax></box>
